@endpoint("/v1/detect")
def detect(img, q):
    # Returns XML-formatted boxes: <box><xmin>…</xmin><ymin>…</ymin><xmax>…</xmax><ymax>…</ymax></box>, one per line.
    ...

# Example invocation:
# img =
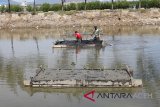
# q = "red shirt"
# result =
<box><xmin>75</xmin><ymin>33</ymin><xmax>82</xmax><ymax>39</ymax></box>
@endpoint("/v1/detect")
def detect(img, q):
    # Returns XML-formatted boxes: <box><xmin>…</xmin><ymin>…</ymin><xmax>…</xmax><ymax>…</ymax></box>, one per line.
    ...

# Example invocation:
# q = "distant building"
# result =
<box><xmin>21</xmin><ymin>1</ymin><xmax>27</xmax><ymax>7</ymax></box>
<box><xmin>21</xmin><ymin>1</ymin><xmax>27</xmax><ymax>12</ymax></box>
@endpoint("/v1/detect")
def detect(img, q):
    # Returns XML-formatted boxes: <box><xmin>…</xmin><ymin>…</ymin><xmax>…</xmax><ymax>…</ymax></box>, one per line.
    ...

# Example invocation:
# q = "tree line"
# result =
<box><xmin>1</xmin><ymin>0</ymin><xmax>160</xmax><ymax>13</ymax></box>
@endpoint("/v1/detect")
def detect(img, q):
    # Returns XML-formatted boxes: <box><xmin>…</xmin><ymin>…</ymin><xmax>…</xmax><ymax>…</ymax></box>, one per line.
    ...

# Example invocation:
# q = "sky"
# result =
<box><xmin>12</xmin><ymin>0</ymin><xmax>60</xmax><ymax>3</ymax></box>
<box><xmin>0</xmin><ymin>0</ymin><xmax>60</xmax><ymax>4</ymax></box>
<box><xmin>0</xmin><ymin>0</ymin><xmax>109</xmax><ymax>5</ymax></box>
<box><xmin>13</xmin><ymin>0</ymin><xmax>107</xmax><ymax>3</ymax></box>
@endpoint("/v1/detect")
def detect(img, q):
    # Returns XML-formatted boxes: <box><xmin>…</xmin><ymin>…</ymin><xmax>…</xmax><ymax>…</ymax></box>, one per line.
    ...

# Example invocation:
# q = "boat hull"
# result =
<box><xmin>53</xmin><ymin>39</ymin><xmax>103</xmax><ymax>48</ymax></box>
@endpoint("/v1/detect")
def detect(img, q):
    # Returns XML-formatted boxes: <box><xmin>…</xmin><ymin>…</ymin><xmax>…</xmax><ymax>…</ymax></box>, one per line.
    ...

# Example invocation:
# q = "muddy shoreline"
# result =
<box><xmin>0</xmin><ymin>9</ymin><xmax>160</xmax><ymax>29</ymax></box>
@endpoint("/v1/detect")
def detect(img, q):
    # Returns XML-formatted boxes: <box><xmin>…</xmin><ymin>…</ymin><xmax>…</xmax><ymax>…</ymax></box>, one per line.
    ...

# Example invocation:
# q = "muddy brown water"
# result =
<box><xmin>0</xmin><ymin>26</ymin><xmax>160</xmax><ymax>107</ymax></box>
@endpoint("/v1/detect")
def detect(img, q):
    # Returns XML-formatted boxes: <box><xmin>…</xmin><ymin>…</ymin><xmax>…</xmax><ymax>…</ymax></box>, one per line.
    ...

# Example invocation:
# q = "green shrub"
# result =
<box><xmin>114</xmin><ymin>1</ymin><xmax>130</xmax><ymax>9</ymax></box>
<box><xmin>50</xmin><ymin>4</ymin><xmax>61</xmax><ymax>11</ymax></box>
<box><xmin>77</xmin><ymin>2</ymin><xmax>85</xmax><ymax>10</ymax></box>
<box><xmin>148</xmin><ymin>0</ymin><xmax>160</xmax><ymax>8</ymax></box>
<box><xmin>26</xmin><ymin>5</ymin><xmax>33</xmax><ymax>12</ymax></box>
<box><xmin>100</xmin><ymin>2</ymin><xmax>112</xmax><ymax>9</ymax></box>
<box><xmin>13</xmin><ymin>5</ymin><xmax>23</xmax><ymax>12</ymax></box>
<box><xmin>40</xmin><ymin>3</ymin><xmax>50</xmax><ymax>12</ymax></box>
<box><xmin>86</xmin><ymin>1</ymin><xmax>101</xmax><ymax>10</ymax></box>
<box><xmin>6</xmin><ymin>5</ymin><xmax>23</xmax><ymax>12</ymax></box>
<box><xmin>0</xmin><ymin>5</ymin><xmax>6</xmax><ymax>12</ymax></box>
<box><xmin>66</xmin><ymin>3</ymin><xmax>76</xmax><ymax>11</ymax></box>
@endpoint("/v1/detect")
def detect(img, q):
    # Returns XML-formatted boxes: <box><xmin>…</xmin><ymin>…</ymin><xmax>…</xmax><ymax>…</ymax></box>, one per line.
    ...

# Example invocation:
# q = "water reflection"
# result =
<box><xmin>85</xmin><ymin>47</ymin><xmax>103</xmax><ymax>69</ymax></box>
<box><xmin>52</xmin><ymin>47</ymin><xmax>103</xmax><ymax>69</ymax></box>
<box><xmin>33</xmin><ymin>37</ymin><xmax>39</xmax><ymax>52</ymax></box>
<box><xmin>0</xmin><ymin>26</ymin><xmax>160</xmax><ymax>107</ymax></box>
<box><xmin>1</xmin><ymin>26</ymin><xmax>160</xmax><ymax>40</ymax></box>
<box><xmin>23</xmin><ymin>87</ymin><xmax>141</xmax><ymax>97</ymax></box>
<box><xmin>11</xmin><ymin>35</ymin><xmax>15</xmax><ymax>56</ymax></box>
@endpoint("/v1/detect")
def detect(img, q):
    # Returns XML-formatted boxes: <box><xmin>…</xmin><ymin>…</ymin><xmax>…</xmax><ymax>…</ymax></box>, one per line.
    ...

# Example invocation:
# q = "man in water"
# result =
<box><xmin>74</xmin><ymin>31</ymin><xmax>82</xmax><ymax>43</ymax></box>
<box><xmin>91</xmin><ymin>26</ymin><xmax>100</xmax><ymax>41</ymax></box>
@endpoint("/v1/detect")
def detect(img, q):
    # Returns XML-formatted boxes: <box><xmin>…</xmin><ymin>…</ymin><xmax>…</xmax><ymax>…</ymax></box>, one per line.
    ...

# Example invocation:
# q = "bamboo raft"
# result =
<box><xmin>24</xmin><ymin>66</ymin><xmax>142</xmax><ymax>88</ymax></box>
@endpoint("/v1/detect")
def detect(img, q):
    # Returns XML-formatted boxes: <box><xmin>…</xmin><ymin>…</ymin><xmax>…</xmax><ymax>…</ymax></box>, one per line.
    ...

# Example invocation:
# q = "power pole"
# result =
<box><xmin>139</xmin><ymin>0</ymin><xmax>141</xmax><ymax>8</ymax></box>
<box><xmin>85</xmin><ymin>0</ymin><xmax>87</xmax><ymax>10</ymax></box>
<box><xmin>8</xmin><ymin>0</ymin><xmax>11</xmax><ymax>13</ymax></box>
<box><xmin>111</xmin><ymin>0</ymin><xmax>114</xmax><ymax>10</ymax></box>
<box><xmin>61</xmin><ymin>0</ymin><xmax>65</xmax><ymax>11</ymax></box>
<box><xmin>33</xmin><ymin>0</ymin><xmax>36</xmax><ymax>13</ymax></box>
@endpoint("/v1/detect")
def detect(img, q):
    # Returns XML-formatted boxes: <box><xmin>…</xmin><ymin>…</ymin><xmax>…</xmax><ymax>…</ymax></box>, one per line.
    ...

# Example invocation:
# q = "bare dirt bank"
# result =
<box><xmin>1</xmin><ymin>9</ymin><xmax>160</xmax><ymax>29</ymax></box>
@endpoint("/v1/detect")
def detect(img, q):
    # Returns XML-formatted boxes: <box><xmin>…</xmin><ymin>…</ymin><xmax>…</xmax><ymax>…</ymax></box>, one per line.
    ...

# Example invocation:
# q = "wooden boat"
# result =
<box><xmin>53</xmin><ymin>39</ymin><xmax>105</xmax><ymax>48</ymax></box>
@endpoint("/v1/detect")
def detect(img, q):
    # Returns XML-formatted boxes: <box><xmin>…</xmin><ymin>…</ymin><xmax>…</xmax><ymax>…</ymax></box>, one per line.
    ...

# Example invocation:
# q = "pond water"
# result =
<box><xmin>0</xmin><ymin>26</ymin><xmax>160</xmax><ymax>107</ymax></box>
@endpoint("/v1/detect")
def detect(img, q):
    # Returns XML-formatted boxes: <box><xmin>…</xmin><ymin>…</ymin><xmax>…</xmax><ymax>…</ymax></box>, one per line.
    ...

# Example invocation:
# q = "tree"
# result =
<box><xmin>8</xmin><ymin>0</ymin><xmax>11</xmax><ymax>12</ymax></box>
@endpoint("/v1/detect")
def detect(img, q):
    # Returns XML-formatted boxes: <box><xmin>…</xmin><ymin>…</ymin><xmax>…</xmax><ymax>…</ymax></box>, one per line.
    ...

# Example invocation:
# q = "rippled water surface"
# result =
<box><xmin>0</xmin><ymin>26</ymin><xmax>160</xmax><ymax>107</ymax></box>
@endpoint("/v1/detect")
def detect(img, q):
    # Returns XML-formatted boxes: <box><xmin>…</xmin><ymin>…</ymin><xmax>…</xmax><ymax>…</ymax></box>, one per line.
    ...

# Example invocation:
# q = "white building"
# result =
<box><xmin>21</xmin><ymin>1</ymin><xmax>27</xmax><ymax>7</ymax></box>
<box><xmin>21</xmin><ymin>1</ymin><xmax>27</xmax><ymax>12</ymax></box>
